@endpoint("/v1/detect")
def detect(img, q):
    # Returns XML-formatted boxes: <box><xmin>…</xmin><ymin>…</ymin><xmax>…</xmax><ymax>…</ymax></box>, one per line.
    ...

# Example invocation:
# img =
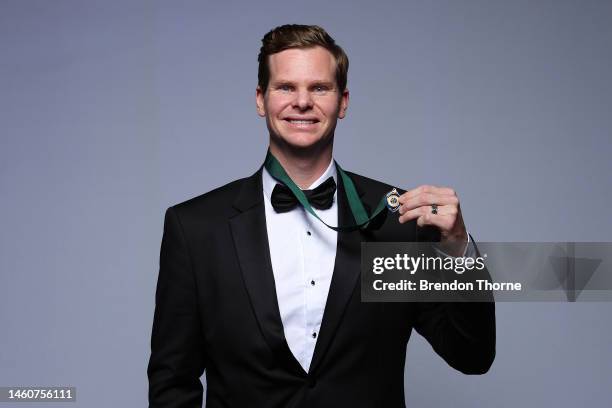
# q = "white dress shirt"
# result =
<box><xmin>262</xmin><ymin>159</ymin><xmax>474</xmax><ymax>372</ymax></box>
<box><xmin>262</xmin><ymin>159</ymin><xmax>338</xmax><ymax>372</ymax></box>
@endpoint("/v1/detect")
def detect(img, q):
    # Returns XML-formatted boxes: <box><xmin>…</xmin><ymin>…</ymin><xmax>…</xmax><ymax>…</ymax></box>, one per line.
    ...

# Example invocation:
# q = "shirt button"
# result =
<box><xmin>306</xmin><ymin>231</ymin><xmax>311</xmax><ymax>236</ymax></box>
<box><xmin>312</xmin><ymin>332</ymin><xmax>317</xmax><ymax>339</ymax></box>
<box><xmin>310</xmin><ymin>280</ymin><xmax>315</xmax><ymax>286</ymax></box>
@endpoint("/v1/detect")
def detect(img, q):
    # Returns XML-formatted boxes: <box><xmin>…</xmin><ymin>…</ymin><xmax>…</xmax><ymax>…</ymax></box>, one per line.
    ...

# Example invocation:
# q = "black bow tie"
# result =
<box><xmin>271</xmin><ymin>177</ymin><xmax>337</xmax><ymax>213</ymax></box>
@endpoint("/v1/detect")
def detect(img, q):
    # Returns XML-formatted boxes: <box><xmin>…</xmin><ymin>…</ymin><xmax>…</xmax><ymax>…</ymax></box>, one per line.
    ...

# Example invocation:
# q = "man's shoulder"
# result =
<box><xmin>168</xmin><ymin>172</ymin><xmax>258</xmax><ymax>223</ymax></box>
<box><xmin>174</xmin><ymin>177</ymin><xmax>246</xmax><ymax>208</ymax></box>
<box><xmin>344</xmin><ymin>170</ymin><xmax>401</xmax><ymax>196</ymax></box>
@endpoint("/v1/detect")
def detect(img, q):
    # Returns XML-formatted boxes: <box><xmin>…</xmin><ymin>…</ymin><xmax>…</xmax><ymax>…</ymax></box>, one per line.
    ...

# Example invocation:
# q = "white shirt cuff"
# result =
<box><xmin>434</xmin><ymin>232</ymin><xmax>475</xmax><ymax>258</ymax></box>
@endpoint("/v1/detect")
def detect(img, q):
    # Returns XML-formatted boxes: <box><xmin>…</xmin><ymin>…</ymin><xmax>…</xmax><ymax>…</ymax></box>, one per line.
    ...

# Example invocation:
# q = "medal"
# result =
<box><xmin>385</xmin><ymin>188</ymin><xmax>401</xmax><ymax>212</ymax></box>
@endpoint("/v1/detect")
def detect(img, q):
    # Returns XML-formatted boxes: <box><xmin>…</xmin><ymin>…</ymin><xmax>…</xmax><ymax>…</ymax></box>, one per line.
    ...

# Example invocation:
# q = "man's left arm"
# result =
<box><xmin>397</xmin><ymin>185</ymin><xmax>496</xmax><ymax>374</ymax></box>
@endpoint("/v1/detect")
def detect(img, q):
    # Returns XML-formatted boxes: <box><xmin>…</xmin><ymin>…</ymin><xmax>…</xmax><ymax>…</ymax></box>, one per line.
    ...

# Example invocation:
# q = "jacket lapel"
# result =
<box><xmin>229</xmin><ymin>167</ymin><xmax>307</xmax><ymax>377</ymax></box>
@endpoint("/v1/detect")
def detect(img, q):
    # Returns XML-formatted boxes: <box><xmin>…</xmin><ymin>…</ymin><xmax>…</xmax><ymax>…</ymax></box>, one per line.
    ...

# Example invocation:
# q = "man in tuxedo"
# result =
<box><xmin>148</xmin><ymin>24</ymin><xmax>495</xmax><ymax>407</ymax></box>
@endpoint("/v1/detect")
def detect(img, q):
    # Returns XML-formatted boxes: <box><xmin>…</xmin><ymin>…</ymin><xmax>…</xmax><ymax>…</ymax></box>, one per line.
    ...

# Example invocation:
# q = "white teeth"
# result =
<box><xmin>287</xmin><ymin>120</ymin><xmax>316</xmax><ymax>124</ymax></box>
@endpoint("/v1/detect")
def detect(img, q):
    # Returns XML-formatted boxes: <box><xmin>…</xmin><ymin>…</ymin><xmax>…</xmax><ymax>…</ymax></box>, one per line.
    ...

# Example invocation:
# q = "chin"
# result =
<box><xmin>289</xmin><ymin>136</ymin><xmax>323</xmax><ymax>148</ymax></box>
<box><xmin>288</xmin><ymin>136</ymin><xmax>333</xmax><ymax>152</ymax></box>
<box><xmin>276</xmin><ymin>131</ymin><xmax>324</xmax><ymax>148</ymax></box>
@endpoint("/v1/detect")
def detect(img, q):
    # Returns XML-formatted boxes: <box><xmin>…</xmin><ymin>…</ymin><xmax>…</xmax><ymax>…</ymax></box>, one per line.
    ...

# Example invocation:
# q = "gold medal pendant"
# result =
<box><xmin>385</xmin><ymin>188</ymin><xmax>401</xmax><ymax>212</ymax></box>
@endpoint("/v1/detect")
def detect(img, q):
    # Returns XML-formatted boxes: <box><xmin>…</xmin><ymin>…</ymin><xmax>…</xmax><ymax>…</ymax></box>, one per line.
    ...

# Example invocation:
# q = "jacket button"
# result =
<box><xmin>308</xmin><ymin>377</ymin><xmax>317</xmax><ymax>388</ymax></box>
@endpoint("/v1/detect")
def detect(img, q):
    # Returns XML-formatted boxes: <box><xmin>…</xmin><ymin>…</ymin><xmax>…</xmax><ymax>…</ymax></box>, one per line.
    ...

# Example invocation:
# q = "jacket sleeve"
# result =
<box><xmin>413</xmin><ymin>238</ymin><xmax>496</xmax><ymax>374</ymax></box>
<box><xmin>414</xmin><ymin>301</ymin><xmax>496</xmax><ymax>374</ymax></box>
<box><xmin>148</xmin><ymin>207</ymin><xmax>206</xmax><ymax>407</ymax></box>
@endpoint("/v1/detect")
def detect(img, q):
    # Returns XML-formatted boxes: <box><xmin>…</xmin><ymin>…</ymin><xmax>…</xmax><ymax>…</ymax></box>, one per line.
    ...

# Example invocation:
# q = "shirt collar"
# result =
<box><xmin>262</xmin><ymin>157</ymin><xmax>337</xmax><ymax>201</ymax></box>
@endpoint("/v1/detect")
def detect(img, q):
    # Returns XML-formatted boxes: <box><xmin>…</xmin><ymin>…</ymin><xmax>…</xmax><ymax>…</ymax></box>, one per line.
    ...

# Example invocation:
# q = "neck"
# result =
<box><xmin>268</xmin><ymin>143</ymin><xmax>333</xmax><ymax>189</ymax></box>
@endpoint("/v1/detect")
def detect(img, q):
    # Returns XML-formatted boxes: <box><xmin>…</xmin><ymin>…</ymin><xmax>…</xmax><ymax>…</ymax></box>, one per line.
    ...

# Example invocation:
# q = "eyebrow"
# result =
<box><xmin>271</xmin><ymin>80</ymin><xmax>336</xmax><ymax>88</ymax></box>
<box><xmin>310</xmin><ymin>81</ymin><xmax>335</xmax><ymax>87</ymax></box>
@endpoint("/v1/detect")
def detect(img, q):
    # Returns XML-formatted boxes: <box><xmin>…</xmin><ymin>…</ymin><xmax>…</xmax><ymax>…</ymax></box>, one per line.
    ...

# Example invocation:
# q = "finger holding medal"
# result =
<box><xmin>396</xmin><ymin>185</ymin><xmax>468</xmax><ymax>257</ymax></box>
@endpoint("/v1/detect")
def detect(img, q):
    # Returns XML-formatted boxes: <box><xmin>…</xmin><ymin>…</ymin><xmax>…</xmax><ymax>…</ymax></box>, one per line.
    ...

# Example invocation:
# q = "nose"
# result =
<box><xmin>293</xmin><ymin>88</ymin><xmax>313</xmax><ymax>110</ymax></box>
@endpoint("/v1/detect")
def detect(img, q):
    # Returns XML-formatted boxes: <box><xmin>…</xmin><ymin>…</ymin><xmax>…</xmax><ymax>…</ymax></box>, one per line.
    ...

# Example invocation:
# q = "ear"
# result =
<box><xmin>338</xmin><ymin>88</ymin><xmax>349</xmax><ymax>119</ymax></box>
<box><xmin>256</xmin><ymin>86</ymin><xmax>266</xmax><ymax>117</ymax></box>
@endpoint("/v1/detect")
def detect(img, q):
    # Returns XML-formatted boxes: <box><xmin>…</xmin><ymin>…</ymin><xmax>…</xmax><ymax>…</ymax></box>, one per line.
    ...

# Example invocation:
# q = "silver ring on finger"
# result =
<box><xmin>431</xmin><ymin>204</ymin><xmax>438</xmax><ymax>215</ymax></box>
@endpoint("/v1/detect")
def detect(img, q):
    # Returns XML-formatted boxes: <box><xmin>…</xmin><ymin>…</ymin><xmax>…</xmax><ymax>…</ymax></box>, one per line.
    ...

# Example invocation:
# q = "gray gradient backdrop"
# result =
<box><xmin>1</xmin><ymin>1</ymin><xmax>611</xmax><ymax>407</ymax></box>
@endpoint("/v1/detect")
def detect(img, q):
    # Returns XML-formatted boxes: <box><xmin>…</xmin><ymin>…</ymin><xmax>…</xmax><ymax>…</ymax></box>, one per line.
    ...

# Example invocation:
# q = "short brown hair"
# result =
<box><xmin>257</xmin><ymin>24</ymin><xmax>349</xmax><ymax>94</ymax></box>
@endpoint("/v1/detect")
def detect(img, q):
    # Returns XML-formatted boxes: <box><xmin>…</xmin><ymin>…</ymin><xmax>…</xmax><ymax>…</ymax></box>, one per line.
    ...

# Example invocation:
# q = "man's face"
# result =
<box><xmin>256</xmin><ymin>46</ymin><xmax>349</xmax><ymax>152</ymax></box>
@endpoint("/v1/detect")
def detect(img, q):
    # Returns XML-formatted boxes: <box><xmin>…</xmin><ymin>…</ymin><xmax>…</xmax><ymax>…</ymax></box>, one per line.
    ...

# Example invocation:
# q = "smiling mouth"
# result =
<box><xmin>284</xmin><ymin>118</ymin><xmax>319</xmax><ymax>125</ymax></box>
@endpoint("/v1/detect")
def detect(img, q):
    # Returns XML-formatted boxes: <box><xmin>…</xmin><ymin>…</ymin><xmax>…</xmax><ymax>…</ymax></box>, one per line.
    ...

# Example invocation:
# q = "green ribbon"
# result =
<box><xmin>264</xmin><ymin>150</ymin><xmax>388</xmax><ymax>231</ymax></box>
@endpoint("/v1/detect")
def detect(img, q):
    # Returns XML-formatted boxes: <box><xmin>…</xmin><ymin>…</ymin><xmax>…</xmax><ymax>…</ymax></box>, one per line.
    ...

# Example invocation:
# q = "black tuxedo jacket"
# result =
<box><xmin>148</xmin><ymin>166</ymin><xmax>495</xmax><ymax>408</ymax></box>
